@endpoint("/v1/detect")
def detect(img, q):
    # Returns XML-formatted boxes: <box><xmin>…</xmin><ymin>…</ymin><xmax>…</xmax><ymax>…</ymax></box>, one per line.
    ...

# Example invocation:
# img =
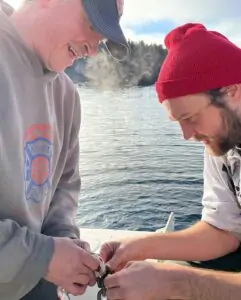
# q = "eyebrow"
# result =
<box><xmin>170</xmin><ymin>112</ymin><xmax>191</xmax><ymax>121</ymax></box>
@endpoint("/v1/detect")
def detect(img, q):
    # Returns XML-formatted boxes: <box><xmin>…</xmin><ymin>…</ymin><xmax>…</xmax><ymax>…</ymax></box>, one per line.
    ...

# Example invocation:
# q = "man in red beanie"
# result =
<box><xmin>99</xmin><ymin>23</ymin><xmax>241</xmax><ymax>300</ymax></box>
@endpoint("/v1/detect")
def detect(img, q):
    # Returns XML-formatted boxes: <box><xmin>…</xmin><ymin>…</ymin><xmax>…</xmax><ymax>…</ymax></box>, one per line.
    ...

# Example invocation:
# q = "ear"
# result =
<box><xmin>223</xmin><ymin>84</ymin><xmax>241</xmax><ymax>103</ymax></box>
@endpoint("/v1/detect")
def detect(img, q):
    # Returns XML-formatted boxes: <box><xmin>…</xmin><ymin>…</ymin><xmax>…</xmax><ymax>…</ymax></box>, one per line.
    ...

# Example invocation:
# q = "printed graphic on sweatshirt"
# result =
<box><xmin>24</xmin><ymin>124</ymin><xmax>53</xmax><ymax>203</ymax></box>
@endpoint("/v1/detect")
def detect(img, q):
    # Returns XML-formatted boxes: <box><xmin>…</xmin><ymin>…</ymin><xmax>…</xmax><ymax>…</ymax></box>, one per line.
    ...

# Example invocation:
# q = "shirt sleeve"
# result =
<box><xmin>0</xmin><ymin>219</ymin><xmax>54</xmax><ymax>299</ymax></box>
<box><xmin>201</xmin><ymin>149</ymin><xmax>241</xmax><ymax>238</ymax></box>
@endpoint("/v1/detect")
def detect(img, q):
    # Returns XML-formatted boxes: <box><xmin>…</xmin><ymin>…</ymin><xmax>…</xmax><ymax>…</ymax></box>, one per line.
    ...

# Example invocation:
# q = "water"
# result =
<box><xmin>76</xmin><ymin>86</ymin><xmax>204</xmax><ymax>232</ymax></box>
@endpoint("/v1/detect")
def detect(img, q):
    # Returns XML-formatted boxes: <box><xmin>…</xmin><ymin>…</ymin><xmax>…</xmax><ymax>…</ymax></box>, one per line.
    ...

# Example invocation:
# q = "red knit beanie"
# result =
<box><xmin>155</xmin><ymin>23</ymin><xmax>241</xmax><ymax>103</ymax></box>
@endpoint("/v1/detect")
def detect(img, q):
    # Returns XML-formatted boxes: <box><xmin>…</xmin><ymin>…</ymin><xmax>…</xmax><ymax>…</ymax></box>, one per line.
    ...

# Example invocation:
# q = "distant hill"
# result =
<box><xmin>65</xmin><ymin>40</ymin><xmax>167</xmax><ymax>89</ymax></box>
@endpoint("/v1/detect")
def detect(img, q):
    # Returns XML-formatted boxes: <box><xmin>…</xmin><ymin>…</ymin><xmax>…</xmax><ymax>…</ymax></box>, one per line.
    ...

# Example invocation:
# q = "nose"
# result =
<box><xmin>179</xmin><ymin>121</ymin><xmax>194</xmax><ymax>140</ymax></box>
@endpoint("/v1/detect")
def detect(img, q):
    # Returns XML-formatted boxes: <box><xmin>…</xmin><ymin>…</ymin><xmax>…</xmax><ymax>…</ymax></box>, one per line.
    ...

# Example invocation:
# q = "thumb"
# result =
<box><xmin>107</xmin><ymin>253</ymin><xmax>125</xmax><ymax>272</ymax></box>
<box><xmin>99</xmin><ymin>244</ymin><xmax>120</xmax><ymax>271</ymax></box>
<box><xmin>123</xmin><ymin>260</ymin><xmax>134</xmax><ymax>269</ymax></box>
<box><xmin>99</xmin><ymin>243</ymin><xmax>113</xmax><ymax>262</ymax></box>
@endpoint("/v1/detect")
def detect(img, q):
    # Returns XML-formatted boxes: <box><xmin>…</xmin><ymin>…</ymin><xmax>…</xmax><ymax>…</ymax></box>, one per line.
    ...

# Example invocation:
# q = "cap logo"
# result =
<box><xmin>116</xmin><ymin>0</ymin><xmax>124</xmax><ymax>17</ymax></box>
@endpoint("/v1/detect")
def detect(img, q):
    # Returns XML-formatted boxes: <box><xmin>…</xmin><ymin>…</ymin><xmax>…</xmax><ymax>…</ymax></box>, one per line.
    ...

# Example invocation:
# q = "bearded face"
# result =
<box><xmin>162</xmin><ymin>88</ymin><xmax>241</xmax><ymax>156</ymax></box>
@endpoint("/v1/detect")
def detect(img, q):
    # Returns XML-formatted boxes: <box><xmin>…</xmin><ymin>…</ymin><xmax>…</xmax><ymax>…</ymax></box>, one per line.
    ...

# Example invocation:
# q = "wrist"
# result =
<box><xmin>125</xmin><ymin>236</ymin><xmax>152</xmax><ymax>260</ymax></box>
<box><xmin>155</xmin><ymin>263</ymin><xmax>193</xmax><ymax>300</ymax></box>
<box><xmin>44</xmin><ymin>237</ymin><xmax>58</xmax><ymax>280</ymax></box>
<box><xmin>129</xmin><ymin>233</ymin><xmax>170</xmax><ymax>260</ymax></box>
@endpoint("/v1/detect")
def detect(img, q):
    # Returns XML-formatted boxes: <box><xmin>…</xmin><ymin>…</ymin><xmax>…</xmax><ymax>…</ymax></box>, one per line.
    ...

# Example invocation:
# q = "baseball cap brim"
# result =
<box><xmin>81</xmin><ymin>0</ymin><xmax>130</xmax><ymax>60</ymax></box>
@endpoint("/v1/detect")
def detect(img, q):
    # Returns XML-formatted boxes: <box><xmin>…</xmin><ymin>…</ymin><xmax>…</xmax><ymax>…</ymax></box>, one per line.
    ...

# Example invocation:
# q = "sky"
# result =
<box><xmin>7</xmin><ymin>0</ymin><xmax>241</xmax><ymax>47</ymax></box>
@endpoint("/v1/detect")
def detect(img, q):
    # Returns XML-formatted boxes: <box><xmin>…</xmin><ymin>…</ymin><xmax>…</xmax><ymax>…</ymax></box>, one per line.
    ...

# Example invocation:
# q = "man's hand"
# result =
<box><xmin>104</xmin><ymin>261</ymin><xmax>189</xmax><ymax>300</ymax></box>
<box><xmin>72</xmin><ymin>238</ymin><xmax>91</xmax><ymax>252</ymax></box>
<box><xmin>44</xmin><ymin>237</ymin><xmax>100</xmax><ymax>296</ymax></box>
<box><xmin>99</xmin><ymin>238</ymin><xmax>143</xmax><ymax>271</ymax></box>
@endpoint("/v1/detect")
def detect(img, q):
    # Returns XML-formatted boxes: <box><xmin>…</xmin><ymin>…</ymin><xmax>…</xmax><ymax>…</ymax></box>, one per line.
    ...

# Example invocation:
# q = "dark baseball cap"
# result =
<box><xmin>81</xmin><ymin>0</ymin><xmax>130</xmax><ymax>60</ymax></box>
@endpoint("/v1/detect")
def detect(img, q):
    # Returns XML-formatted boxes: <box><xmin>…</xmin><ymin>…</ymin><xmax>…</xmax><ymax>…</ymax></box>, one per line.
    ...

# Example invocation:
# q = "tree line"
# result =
<box><xmin>65</xmin><ymin>40</ymin><xmax>167</xmax><ymax>88</ymax></box>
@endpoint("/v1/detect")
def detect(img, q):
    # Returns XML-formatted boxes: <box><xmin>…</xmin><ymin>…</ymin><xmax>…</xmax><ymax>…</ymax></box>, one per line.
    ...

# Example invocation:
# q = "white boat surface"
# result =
<box><xmin>62</xmin><ymin>212</ymin><xmax>175</xmax><ymax>300</ymax></box>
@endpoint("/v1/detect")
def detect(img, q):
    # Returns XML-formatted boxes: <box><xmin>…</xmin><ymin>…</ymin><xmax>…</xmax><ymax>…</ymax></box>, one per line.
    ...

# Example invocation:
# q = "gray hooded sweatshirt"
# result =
<box><xmin>0</xmin><ymin>10</ymin><xmax>81</xmax><ymax>299</ymax></box>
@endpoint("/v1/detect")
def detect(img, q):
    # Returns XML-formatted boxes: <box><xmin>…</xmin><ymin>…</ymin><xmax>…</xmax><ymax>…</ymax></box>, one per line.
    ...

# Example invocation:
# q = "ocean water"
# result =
<box><xmin>76</xmin><ymin>86</ymin><xmax>204</xmax><ymax>232</ymax></box>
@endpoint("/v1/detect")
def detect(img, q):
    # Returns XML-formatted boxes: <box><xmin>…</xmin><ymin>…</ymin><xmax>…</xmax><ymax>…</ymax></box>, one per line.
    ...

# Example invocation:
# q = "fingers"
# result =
<box><xmin>73</xmin><ymin>239</ymin><xmax>91</xmax><ymax>252</ymax></box>
<box><xmin>72</xmin><ymin>263</ymin><xmax>96</xmax><ymax>286</ymax></box>
<box><xmin>123</xmin><ymin>261</ymin><xmax>134</xmax><ymax>268</ymax></box>
<box><xmin>71</xmin><ymin>239</ymin><xmax>100</xmax><ymax>272</ymax></box>
<box><xmin>78</xmin><ymin>247</ymin><xmax>100</xmax><ymax>270</ymax></box>
<box><xmin>104</xmin><ymin>266</ymin><xmax>135</xmax><ymax>300</ymax></box>
<box><xmin>109</xmin><ymin>261</ymin><xmax>126</xmax><ymax>272</ymax></box>
<box><xmin>104</xmin><ymin>273</ymin><xmax>126</xmax><ymax>300</ymax></box>
<box><xmin>106</xmin><ymin>287</ymin><xmax>122</xmax><ymax>300</ymax></box>
<box><xmin>99</xmin><ymin>243</ymin><xmax>114</xmax><ymax>263</ymax></box>
<box><xmin>65</xmin><ymin>283</ymin><xmax>87</xmax><ymax>296</ymax></box>
<box><xmin>109</xmin><ymin>257</ymin><xmax>135</xmax><ymax>273</ymax></box>
<box><xmin>73</xmin><ymin>273</ymin><xmax>90</xmax><ymax>286</ymax></box>
<box><xmin>102</xmin><ymin>247</ymin><xmax>124</xmax><ymax>272</ymax></box>
<box><xmin>63</xmin><ymin>272</ymin><xmax>95</xmax><ymax>296</ymax></box>
<box><xmin>88</xmin><ymin>273</ymin><xmax>96</xmax><ymax>286</ymax></box>
<box><xmin>104</xmin><ymin>272</ymin><xmax>121</xmax><ymax>289</ymax></box>
<box><xmin>75</xmin><ymin>263</ymin><xmax>93</xmax><ymax>275</ymax></box>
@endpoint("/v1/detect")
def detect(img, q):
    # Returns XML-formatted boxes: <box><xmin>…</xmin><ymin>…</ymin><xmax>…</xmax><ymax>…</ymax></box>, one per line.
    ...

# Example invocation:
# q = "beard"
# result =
<box><xmin>194</xmin><ymin>106</ymin><xmax>241</xmax><ymax>156</ymax></box>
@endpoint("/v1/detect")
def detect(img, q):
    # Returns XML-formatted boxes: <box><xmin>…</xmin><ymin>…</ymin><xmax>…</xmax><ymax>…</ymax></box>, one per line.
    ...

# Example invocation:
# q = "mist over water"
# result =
<box><xmin>83</xmin><ymin>42</ymin><xmax>166</xmax><ymax>89</ymax></box>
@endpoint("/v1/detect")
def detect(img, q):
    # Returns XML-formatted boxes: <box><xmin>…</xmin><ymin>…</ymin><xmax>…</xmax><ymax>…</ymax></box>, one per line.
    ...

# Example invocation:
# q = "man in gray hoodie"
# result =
<box><xmin>0</xmin><ymin>0</ymin><xmax>129</xmax><ymax>299</ymax></box>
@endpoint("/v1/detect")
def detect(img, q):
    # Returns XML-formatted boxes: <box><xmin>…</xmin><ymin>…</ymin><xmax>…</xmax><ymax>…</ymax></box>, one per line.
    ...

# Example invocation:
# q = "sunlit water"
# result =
<box><xmin>76</xmin><ymin>86</ymin><xmax>204</xmax><ymax>232</ymax></box>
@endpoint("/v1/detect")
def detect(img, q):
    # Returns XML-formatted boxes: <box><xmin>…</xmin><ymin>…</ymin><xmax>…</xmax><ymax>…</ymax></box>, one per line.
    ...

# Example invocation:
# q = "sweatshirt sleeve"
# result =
<box><xmin>41</xmin><ymin>86</ymin><xmax>81</xmax><ymax>239</ymax></box>
<box><xmin>201</xmin><ymin>149</ymin><xmax>241</xmax><ymax>237</ymax></box>
<box><xmin>0</xmin><ymin>219</ymin><xmax>54</xmax><ymax>299</ymax></box>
